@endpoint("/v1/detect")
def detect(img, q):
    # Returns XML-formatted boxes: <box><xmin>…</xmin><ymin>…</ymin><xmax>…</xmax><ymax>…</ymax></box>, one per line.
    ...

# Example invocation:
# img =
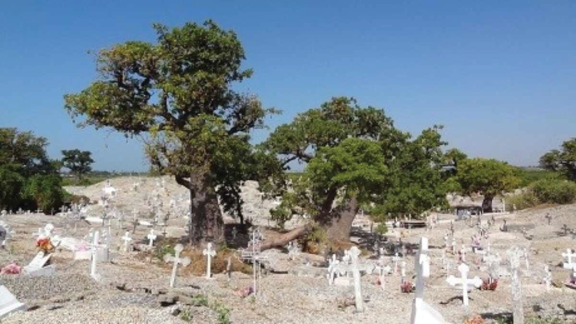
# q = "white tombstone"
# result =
<box><xmin>446</xmin><ymin>263</ymin><xmax>482</xmax><ymax>307</ymax></box>
<box><xmin>23</xmin><ymin>252</ymin><xmax>52</xmax><ymax>274</ymax></box>
<box><xmin>0</xmin><ymin>286</ymin><xmax>25</xmax><ymax>319</ymax></box>
<box><xmin>122</xmin><ymin>232</ymin><xmax>132</xmax><ymax>252</ymax></box>
<box><xmin>164</xmin><ymin>244</ymin><xmax>191</xmax><ymax>288</ymax></box>
<box><xmin>411</xmin><ymin>237</ymin><xmax>452</xmax><ymax>324</ymax></box>
<box><xmin>562</xmin><ymin>249</ymin><xmax>576</xmax><ymax>270</ymax></box>
<box><xmin>203</xmin><ymin>243</ymin><xmax>216</xmax><ymax>279</ymax></box>
<box><xmin>147</xmin><ymin>229</ymin><xmax>157</xmax><ymax>248</ymax></box>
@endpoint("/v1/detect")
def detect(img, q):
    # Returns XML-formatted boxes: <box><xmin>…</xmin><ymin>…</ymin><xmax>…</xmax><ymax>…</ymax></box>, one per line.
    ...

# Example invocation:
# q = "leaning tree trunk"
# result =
<box><xmin>482</xmin><ymin>194</ymin><xmax>494</xmax><ymax>213</ymax></box>
<box><xmin>179</xmin><ymin>172</ymin><xmax>224</xmax><ymax>244</ymax></box>
<box><xmin>316</xmin><ymin>195</ymin><xmax>360</xmax><ymax>242</ymax></box>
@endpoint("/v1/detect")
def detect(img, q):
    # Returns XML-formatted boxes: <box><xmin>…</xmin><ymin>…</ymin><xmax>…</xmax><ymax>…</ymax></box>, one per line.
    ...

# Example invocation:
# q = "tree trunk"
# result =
<box><xmin>317</xmin><ymin>196</ymin><xmax>359</xmax><ymax>242</ymax></box>
<box><xmin>260</xmin><ymin>224</ymin><xmax>313</xmax><ymax>251</ymax></box>
<box><xmin>482</xmin><ymin>195</ymin><xmax>494</xmax><ymax>213</ymax></box>
<box><xmin>179</xmin><ymin>172</ymin><xmax>224</xmax><ymax>244</ymax></box>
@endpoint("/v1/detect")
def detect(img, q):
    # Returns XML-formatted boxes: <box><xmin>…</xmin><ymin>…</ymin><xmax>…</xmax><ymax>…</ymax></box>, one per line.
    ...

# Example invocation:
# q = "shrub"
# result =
<box><xmin>21</xmin><ymin>175</ymin><xmax>65</xmax><ymax>212</ymax></box>
<box><xmin>506</xmin><ymin>191</ymin><xmax>540</xmax><ymax>210</ymax></box>
<box><xmin>530</xmin><ymin>178</ymin><xmax>576</xmax><ymax>204</ymax></box>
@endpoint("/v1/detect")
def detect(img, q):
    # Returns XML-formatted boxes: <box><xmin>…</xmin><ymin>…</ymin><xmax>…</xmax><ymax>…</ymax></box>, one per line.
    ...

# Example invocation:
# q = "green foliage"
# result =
<box><xmin>211</xmin><ymin>301</ymin><xmax>231</xmax><ymax>324</ymax></box>
<box><xmin>526</xmin><ymin>316</ymin><xmax>563</xmax><ymax>324</ymax></box>
<box><xmin>154</xmin><ymin>243</ymin><xmax>175</xmax><ymax>261</ymax></box>
<box><xmin>179</xmin><ymin>308</ymin><xmax>194</xmax><ymax>322</ymax></box>
<box><xmin>506</xmin><ymin>191</ymin><xmax>540</xmax><ymax>210</ymax></box>
<box><xmin>261</xmin><ymin>96</ymin><xmax>449</xmax><ymax>234</ymax></box>
<box><xmin>0</xmin><ymin>167</ymin><xmax>24</xmax><ymax>210</ymax></box>
<box><xmin>64</xmin><ymin>20</ymin><xmax>277</xmax><ymax>241</ymax></box>
<box><xmin>21</xmin><ymin>175</ymin><xmax>65</xmax><ymax>212</ymax></box>
<box><xmin>519</xmin><ymin>168</ymin><xmax>560</xmax><ymax>187</ymax></box>
<box><xmin>191</xmin><ymin>294</ymin><xmax>209</xmax><ymax>307</ymax></box>
<box><xmin>0</xmin><ymin>128</ymin><xmax>57</xmax><ymax>177</ymax></box>
<box><xmin>374</xmin><ymin>223</ymin><xmax>388</xmax><ymax>236</ymax></box>
<box><xmin>0</xmin><ymin>128</ymin><xmax>63</xmax><ymax>212</ymax></box>
<box><xmin>61</xmin><ymin>149</ymin><xmax>94</xmax><ymax>179</ymax></box>
<box><xmin>540</xmin><ymin>138</ymin><xmax>576</xmax><ymax>181</ymax></box>
<box><xmin>530</xmin><ymin>178</ymin><xmax>576</xmax><ymax>204</ymax></box>
<box><xmin>455</xmin><ymin>158</ymin><xmax>521</xmax><ymax>198</ymax></box>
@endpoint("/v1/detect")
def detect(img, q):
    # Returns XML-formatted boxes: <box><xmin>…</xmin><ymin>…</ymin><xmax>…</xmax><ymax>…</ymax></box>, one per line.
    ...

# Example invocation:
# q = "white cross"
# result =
<box><xmin>375</xmin><ymin>256</ymin><xmax>391</xmax><ymax>291</ymax></box>
<box><xmin>89</xmin><ymin>231</ymin><xmax>107</xmax><ymax>281</ymax></box>
<box><xmin>164</xmin><ymin>244</ymin><xmax>191</xmax><ymax>288</ymax></box>
<box><xmin>242</xmin><ymin>228</ymin><xmax>268</xmax><ymax>297</ymax></box>
<box><xmin>563</xmin><ymin>249</ymin><xmax>576</xmax><ymax>270</ymax></box>
<box><xmin>203</xmin><ymin>243</ymin><xmax>216</xmax><ymax>279</ymax></box>
<box><xmin>121</xmin><ymin>231</ymin><xmax>132</xmax><ymax>252</ymax></box>
<box><xmin>401</xmin><ymin>261</ymin><xmax>407</xmax><ymax>283</ymax></box>
<box><xmin>348</xmin><ymin>247</ymin><xmax>365</xmax><ymax>312</ymax></box>
<box><xmin>446</xmin><ymin>263</ymin><xmax>482</xmax><ymax>306</ymax></box>
<box><xmin>231</xmin><ymin>227</ymin><xmax>238</xmax><ymax>240</ymax></box>
<box><xmin>410</xmin><ymin>237</ymin><xmax>433</xmax><ymax>324</ymax></box>
<box><xmin>460</xmin><ymin>245</ymin><xmax>467</xmax><ymax>263</ymax></box>
<box><xmin>392</xmin><ymin>253</ymin><xmax>402</xmax><ymax>274</ymax></box>
<box><xmin>414</xmin><ymin>238</ymin><xmax>430</xmax><ymax>299</ymax></box>
<box><xmin>147</xmin><ymin>229</ymin><xmax>157</xmax><ymax>248</ymax></box>
<box><xmin>327</xmin><ymin>254</ymin><xmax>340</xmax><ymax>285</ymax></box>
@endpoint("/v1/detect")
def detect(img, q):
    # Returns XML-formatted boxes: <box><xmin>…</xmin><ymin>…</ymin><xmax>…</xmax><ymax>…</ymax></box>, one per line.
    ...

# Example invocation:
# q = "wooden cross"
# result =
<box><xmin>203</xmin><ymin>243</ymin><xmax>216</xmax><ymax>279</ymax></box>
<box><xmin>446</xmin><ymin>263</ymin><xmax>482</xmax><ymax>307</ymax></box>
<box><xmin>563</xmin><ymin>224</ymin><xmax>570</xmax><ymax>236</ymax></box>
<box><xmin>164</xmin><ymin>244</ymin><xmax>191</xmax><ymax>288</ymax></box>
<box><xmin>545</xmin><ymin>213</ymin><xmax>552</xmax><ymax>225</ymax></box>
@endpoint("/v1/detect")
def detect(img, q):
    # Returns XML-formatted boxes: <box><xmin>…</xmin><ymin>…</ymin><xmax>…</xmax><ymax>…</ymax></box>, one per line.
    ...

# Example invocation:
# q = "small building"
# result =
<box><xmin>452</xmin><ymin>204</ymin><xmax>483</xmax><ymax>216</ymax></box>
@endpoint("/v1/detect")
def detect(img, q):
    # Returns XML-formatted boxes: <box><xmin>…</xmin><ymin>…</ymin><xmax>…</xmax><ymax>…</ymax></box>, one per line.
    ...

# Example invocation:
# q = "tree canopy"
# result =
<box><xmin>260</xmin><ymin>97</ymin><xmax>449</xmax><ymax>244</ymax></box>
<box><xmin>0</xmin><ymin>128</ymin><xmax>64</xmax><ymax>212</ymax></box>
<box><xmin>62</xmin><ymin>149</ymin><xmax>94</xmax><ymax>180</ymax></box>
<box><xmin>453</xmin><ymin>158</ymin><xmax>521</xmax><ymax>212</ymax></box>
<box><xmin>64</xmin><ymin>20</ymin><xmax>274</xmax><ymax>243</ymax></box>
<box><xmin>540</xmin><ymin>138</ymin><xmax>576</xmax><ymax>181</ymax></box>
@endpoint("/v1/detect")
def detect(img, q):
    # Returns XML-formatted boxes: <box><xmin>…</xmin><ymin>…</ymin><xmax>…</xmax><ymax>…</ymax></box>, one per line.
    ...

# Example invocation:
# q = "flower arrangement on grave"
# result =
<box><xmin>237</xmin><ymin>286</ymin><xmax>254</xmax><ymax>298</ymax></box>
<box><xmin>480</xmin><ymin>277</ymin><xmax>498</xmax><ymax>291</ymax></box>
<box><xmin>400</xmin><ymin>280</ymin><xmax>414</xmax><ymax>293</ymax></box>
<box><xmin>36</xmin><ymin>238</ymin><xmax>54</xmax><ymax>254</ymax></box>
<box><xmin>1</xmin><ymin>262</ymin><xmax>22</xmax><ymax>274</ymax></box>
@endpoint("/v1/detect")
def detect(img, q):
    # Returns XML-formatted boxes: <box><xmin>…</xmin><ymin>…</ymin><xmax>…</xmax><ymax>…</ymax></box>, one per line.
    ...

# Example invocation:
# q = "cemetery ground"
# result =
<box><xmin>0</xmin><ymin>177</ymin><xmax>576</xmax><ymax>323</ymax></box>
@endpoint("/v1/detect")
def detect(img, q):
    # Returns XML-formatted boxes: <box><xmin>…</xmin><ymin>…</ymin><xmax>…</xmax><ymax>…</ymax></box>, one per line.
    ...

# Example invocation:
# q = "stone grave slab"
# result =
<box><xmin>0</xmin><ymin>285</ymin><xmax>25</xmax><ymax>319</ymax></box>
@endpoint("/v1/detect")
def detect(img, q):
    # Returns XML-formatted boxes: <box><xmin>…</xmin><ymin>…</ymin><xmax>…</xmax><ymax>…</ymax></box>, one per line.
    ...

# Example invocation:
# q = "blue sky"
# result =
<box><xmin>1</xmin><ymin>1</ymin><xmax>575</xmax><ymax>171</ymax></box>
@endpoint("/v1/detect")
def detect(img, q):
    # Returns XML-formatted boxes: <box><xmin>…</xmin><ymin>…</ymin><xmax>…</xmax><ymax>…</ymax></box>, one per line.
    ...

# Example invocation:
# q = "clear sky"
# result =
<box><xmin>1</xmin><ymin>1</ymin><xmax>575</xmax><ymax>171</ymax></box>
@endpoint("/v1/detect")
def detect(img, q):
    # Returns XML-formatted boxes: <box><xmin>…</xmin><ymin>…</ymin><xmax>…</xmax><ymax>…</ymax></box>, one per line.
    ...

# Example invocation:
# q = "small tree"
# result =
<box><xmin>540</xmin><ymin>138</ymin><xmax>576</xmax><ymax>181</ymax></box>
<box><xmin>64</xmin><ymin>21</ymin><xmax>274</xmax><ymax>243</ymax></box>
<box><xmin>61</xmin><ymin>149</ymin><xmax>94</xmax><ymax>180</ymax></box>
<box><xmin>456</xmin><ymin>158</ymin><xmax>521</xmax><ymax>212</ymax></box>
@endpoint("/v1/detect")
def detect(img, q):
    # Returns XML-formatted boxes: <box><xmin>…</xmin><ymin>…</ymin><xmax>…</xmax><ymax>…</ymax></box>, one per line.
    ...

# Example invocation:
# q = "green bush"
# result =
<box><xmin>530</xmin><ymin>178</ymin><xmax>576</xmax><ymax>204</ymax></box>
<box><xmin>506</xmin><ymin>191</ymin><xmax>540</xmax><ymax>210</ymax></box>
<box><xmin>21</xmin><ymin>175</ymin><xmax>65</xmax><ymax>212</ymax></box>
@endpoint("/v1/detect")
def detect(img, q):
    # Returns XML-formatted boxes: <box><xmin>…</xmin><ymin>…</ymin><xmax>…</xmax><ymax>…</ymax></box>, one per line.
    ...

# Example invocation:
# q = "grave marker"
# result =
<box><xmin>446</xmin><ymin>263</ymin><xmax>482</xmax><ymax>307</ymax></box>
<box><xmin>0</xmin><ymin>286</ymin><xmax>25</xmax><ymax>319</ymax></box>
<box><xmin>203</xmin><ymin>243</ymin><xmax>216</xmax><ymax>279</ymax></box>
<box><xmin>164</xmin><ymin>244</ymin><xmax>191</xmax><ymax>288</ymax></box>
<box><xmin>147</xmin><ymin>229</ymin><xmax>157</xmax><ymax>248</ymax></box>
